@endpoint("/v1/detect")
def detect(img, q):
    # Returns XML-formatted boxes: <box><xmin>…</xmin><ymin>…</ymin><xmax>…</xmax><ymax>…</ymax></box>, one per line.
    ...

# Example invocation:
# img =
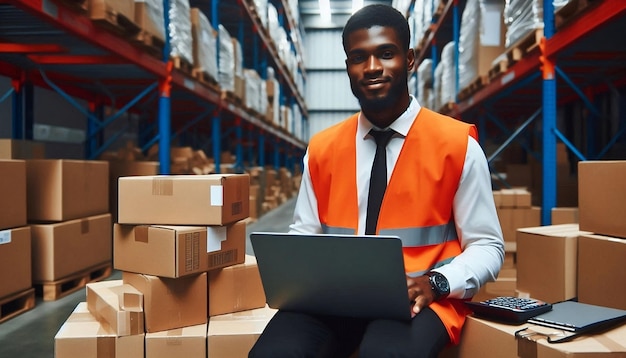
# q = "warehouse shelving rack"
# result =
<box><xmin>405</xmin><ymin>0</ymin><xmax>626</xmax><ymax>225</ymax></box>
<box><xmin>0</xmin><ymin>0</ymin><xmax>307</xmax><ymax>174</ymax></box>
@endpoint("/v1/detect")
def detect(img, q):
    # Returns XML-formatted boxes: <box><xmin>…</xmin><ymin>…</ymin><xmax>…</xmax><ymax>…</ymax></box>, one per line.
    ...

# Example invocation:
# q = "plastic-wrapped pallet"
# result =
<box><xmin>254</xmin><ymin>0</ymin><xmax>269</xmax><ymax>31</ymax></box>
<box><xmin>244</xmin><ymin>69</ymin><xmax>262</xmax><ymax>114</ymax></box>
<box><xmin>408</xmin><ymin>74</ymin><xmax>417</xmax><ymax>97</ymax></box>
<box><xmin>134</xmin><ymin>0</ymin><xmax>165</xmax><ymax>41</ymax></box>
<box><xmin>504</xmin><ymin>0</ymin><xmax>572</xmax><ymax>48</ymax></box>
<box><xmin>190</xmin><ymin>8</ymin><xmax>218</xmax><ymax>82</ymax></box>
<box><xmin>440</xmin><ymin>41</ymin><xmax>457</xmax><ymax>107</ymax></box>
<box><xmin>412</xmin><ymin>1</ymin><xmax>425</xmax><ymax>47</ymax></box>
<box><xmin>433</xmin><ymin>62</ymin><xmax>444</xmax><ymax>111</ymax></box>
<box><xmin>218</xmin><ymin>25</ymin><xmax>235</xmax><ymax>92</ymax></box>
<box><xmin>458</xmin><ymin>0</ymin><xmax>479</xmax><ymax>91</ymax></box>
<box><xmin>417</xmin><ymin>59</ymin><xmax>433</xmax><ymax>109</ymax></box>
<box><xmin>168</xmin><ymin>0</ymin><xmax>192</xmax><ymax>65</ymax></box>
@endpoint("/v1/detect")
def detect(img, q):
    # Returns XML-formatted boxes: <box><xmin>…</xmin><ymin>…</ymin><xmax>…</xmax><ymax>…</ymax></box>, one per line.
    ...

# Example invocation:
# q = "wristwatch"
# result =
<box><xmin>426</xmin><ymin>271</ymin><xmax>450</xmax><ymax>301</ymax></box>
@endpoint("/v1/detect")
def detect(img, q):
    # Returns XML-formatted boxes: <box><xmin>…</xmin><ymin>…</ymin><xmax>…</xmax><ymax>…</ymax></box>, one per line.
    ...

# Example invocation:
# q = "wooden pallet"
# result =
<box><xmin>437</xmin><ymin>101</ymin><xmax>456</xmax><ymax>115</ymax></box>
<box><xmin>89</xmin><ymin>1</ymin><xmax>140</xmax><ymax>37</ymax></box>
<box><xmin>507</xmin><ymin>28</ymin><xmax>543</xmax><ymax>64</ymax></box>
<box><xmin>54</xmin><ymin>0</ymin><xmax>88</xmax><ymax>13</ymax></box>
<box><xmin>488</xmin><ymin>57</ymin><xmax>509</xmax><ymax>82</ymax></box>
<box><xmin>221</xmin><ymin>90</ymin><xmax>243</xmax><ymax>107</ymax></box>
<box><xmin>555</xmin><ymin>0</ymin><xmax>594</xmax><ymax>29</ymax></box>
<box><xmin>192</xmin><ymin>68</ymin><xmax>220</xmax><ymax>92</ymax></box>
<box><xmin>458</xmin><ymin>75</ymin><xmax>489</xmax><ymax>102</ymax></box>
<box><xmin>0</xmin><ymin>288</ymin><xmax>36</xmax><ymax>324</ymax></box>
<box><xmin>171</xmin><ymin>55</ymin><xmax>194</xmax><ymax>76</ymax></box>
<box><xmin>132</xmin><ymin>30</ymin><xmax>165</xmax><ymax>58</ymax></box>
<box><xmin>34</xmin><ymin>263</ymin><xmax>112</xmax><ymax>302</ymax></box>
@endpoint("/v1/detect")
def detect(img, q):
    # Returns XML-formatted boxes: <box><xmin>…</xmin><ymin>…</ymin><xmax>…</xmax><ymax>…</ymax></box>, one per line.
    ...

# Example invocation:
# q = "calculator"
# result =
<box><xmin>464</xmin><ymin>296</ymin><xmax>553</xmax><ymax>324</ymax></box>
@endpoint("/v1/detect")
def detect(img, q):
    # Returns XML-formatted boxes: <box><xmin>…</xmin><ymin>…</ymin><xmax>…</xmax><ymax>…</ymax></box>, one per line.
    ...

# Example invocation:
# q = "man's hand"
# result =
<box><xmin>407</xmin><ymin>275</ymin><xmax>436</xmax><ymax>317</ymax></box>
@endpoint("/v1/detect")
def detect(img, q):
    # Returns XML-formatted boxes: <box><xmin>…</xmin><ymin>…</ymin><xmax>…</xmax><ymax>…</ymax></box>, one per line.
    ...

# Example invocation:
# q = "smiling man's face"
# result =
<box><xmin>344</xmin><ymin>25</ymin><xmax>414</xmax><ymax>124</ymax></box>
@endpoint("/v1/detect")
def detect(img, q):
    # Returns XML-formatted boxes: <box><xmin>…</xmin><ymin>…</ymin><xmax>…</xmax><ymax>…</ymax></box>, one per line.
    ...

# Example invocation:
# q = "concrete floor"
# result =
<box><xmin>0</xmin><ymin>197</ymin><xmax>296</xmax><ymax>358</ymax></box>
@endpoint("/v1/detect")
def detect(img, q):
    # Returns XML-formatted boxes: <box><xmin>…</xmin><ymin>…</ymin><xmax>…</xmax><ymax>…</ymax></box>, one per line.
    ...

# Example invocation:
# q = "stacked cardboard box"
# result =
<box><xmin>0</xmin><ymin>159</ymin><xmax>34</xmax><ymax>323</ymax></box>
<box><xmin>26</xmin><ymin>159</ymin><xmax>112</xmax><ymax>301</ymax></box>
<box><xmin>56</xmin><ymin>173</ymin><xmax>275</xmax><ymax>358</ymax></box>
<box><xmin>577</xmin><ymin>161</ymin><xmax>626</xmax><ymax>311</ymax></box>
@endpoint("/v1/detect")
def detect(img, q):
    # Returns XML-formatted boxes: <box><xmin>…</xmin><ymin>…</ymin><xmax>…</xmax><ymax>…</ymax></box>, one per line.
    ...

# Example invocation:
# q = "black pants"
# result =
<box><xmin>248</xmin><ymin>307</ymin><xmax>450</xmax><ymax>358</ymax></box>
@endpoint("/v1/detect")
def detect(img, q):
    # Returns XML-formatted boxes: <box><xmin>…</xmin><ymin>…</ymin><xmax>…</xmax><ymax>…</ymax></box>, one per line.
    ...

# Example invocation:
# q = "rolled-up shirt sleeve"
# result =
<box><xmin>435</xmin><ymin>136</ymin><xmax>505</xmax><ymax>299</ymax></box>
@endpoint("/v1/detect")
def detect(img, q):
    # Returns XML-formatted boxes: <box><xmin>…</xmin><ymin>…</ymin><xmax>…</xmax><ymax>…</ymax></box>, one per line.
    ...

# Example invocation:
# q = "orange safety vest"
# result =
<box><xmin>307</xmin><ymin>107</ymin><xmax>478</xmax><ymax>344</ymax></box>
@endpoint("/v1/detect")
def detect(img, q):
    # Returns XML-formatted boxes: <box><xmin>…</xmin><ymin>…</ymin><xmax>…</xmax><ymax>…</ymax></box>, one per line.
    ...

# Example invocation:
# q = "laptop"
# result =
<box><xmin>250</xmin><ymin>232</ymin><xmax>413</xmax><ymax>321</ymax></box>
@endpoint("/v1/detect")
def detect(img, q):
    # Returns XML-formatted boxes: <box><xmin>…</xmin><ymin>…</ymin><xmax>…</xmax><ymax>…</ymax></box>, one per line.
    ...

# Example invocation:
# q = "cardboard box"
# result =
<box><xmin>0</xmin><ymin>160</ymin><xmax>27</xmax><ymax>230</ymax></box>
<box><xmin>26</xmin><ymin>159</ymin><xmax>109</xmax><ymax>222</ymax></box>
<box><xmin>89</xmin><ymin>0</ymin><xmax>135</xmax><ymax>26</ymax></box>
<box><xmin>516</xmin><ymin>224</ymin><xmax>591</xmax><ymax>303</ymax></box>
<box><xmin>118</xmin><ymin>174</ymin><xmax>250</xmax><ymax>225</ymax></box>
<box><xmin>208</xmin><ymin>255</ymin><xmax>266</xmax><ymax>316</ymax></box>
<box><xmin>579</xmin><ymin>161</ymin><xmax>626</xmax><ymax>238</ymax></box>
<box><xmin>108</xmin><ymin>160</ymin><xmax>159</xmax><ymax>222</ymax></box>
<box><xmin>115</xmin><ymin>220</ymin><xmax>245</xmax><ymax>278</ymax></box>
<box><xmin>114</xmin><ymin>224</ymin><xmax>209</xmax><ymax>278</ymax></box>
<box><xmin>30</xmin><ymin>214</ymin><xmax>112</xmax><ymax>282</ymax></box>
<box><xmin>0</xmin><ymin>226</ymin><xmax>31</xmax><ymax>298</ymax></box>
<box><xmin>123</xmin><ymin>272</ymin><xmax>208</xmax><ymax>333</ymax></box>
<box><xmin>54</xmin><ymin>302</ymin><xmax>144</xmax><ymax>358</ymax></box>
<box><xmin>86</xmin><ymin>280</ymin><xmax>144</xmax><ymax>336</ymax></box>
<box><xmin>0</xmin><ymin>139</ymin><xmax>45</xmax><ymax>159</ymax></box>
<box><xmin>551</xmin><ymin>207</ymin><xmax>579</xmax><ymax>225</ymax></box>
<box><xmin>455</xmin><ymin>316</ymin><xmax>522</xmax><ymax>358</ymax></box>
<box><xmin>455</xmin><ymin>315</ymin><xmax>626</xmax><ymax>357</ymax></box>
<box><xmin>578</xmin><ymin>234</ymin><xmax>626</xmax><ymax>310</ymax></box>
<box><xmin>145</xmin><ymin>323</ymin><xmax>207</xmax><ymax>358</ymax></box>
<box><xmin>207</xmin><ymin>305</ymin><xmax>277</xmax><ymax>358</ymax></box>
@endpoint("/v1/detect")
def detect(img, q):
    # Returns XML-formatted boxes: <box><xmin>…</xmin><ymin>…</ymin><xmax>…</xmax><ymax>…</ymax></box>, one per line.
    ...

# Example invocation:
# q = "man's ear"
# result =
<box><xmin>407</xmin><ymin>48</ymin><xmax>416</xmax><ymax>72</ymax></box>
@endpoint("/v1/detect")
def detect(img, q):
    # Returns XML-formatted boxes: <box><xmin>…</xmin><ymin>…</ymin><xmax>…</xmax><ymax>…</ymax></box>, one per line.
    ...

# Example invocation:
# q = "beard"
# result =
<box><xmin>352</xmin><ymin>75</ymin><xmax>408</xmax><ymax>113</ymax></box>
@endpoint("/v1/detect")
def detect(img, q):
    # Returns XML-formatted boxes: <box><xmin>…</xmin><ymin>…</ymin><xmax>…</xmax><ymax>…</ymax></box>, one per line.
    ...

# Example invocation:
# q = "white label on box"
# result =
<box><xmin>480</xmin><ymin>3</ymin><xmax>502</xmax><ymax>46</ymax></box>
<box><xmin>0</xmin><ymin>230</ymin><xmax>11</xmax><ymax>245</ymax></box>
<box><xmin>206</xmin><ymin>226</ymin><xmax>227</xmax><ymax>253</ymax></box>
<box><xmin>210</xmin><ymin>185</ymin><xmax>224</xmax><ymax>206</ymax></box>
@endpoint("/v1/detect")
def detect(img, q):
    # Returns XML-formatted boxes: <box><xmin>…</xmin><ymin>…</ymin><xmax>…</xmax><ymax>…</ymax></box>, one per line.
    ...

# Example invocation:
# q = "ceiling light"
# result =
<box><xmin>319</xmin><ymin>0</ymin><xmax>331</xmax><ymax>23</ymax></box>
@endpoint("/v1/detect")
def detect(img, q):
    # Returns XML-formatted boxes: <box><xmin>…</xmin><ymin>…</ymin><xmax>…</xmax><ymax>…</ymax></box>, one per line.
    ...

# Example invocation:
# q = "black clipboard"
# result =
<box><xmin>516</xmin><ymin>301</ymin><xmax>626</xmax><ymax>343</ymax></box>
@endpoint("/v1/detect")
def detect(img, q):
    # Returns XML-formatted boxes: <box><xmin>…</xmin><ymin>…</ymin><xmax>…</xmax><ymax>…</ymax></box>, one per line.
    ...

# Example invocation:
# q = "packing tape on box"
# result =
<box><xmin>97</xmin><ymin>336</ymin><xmax>116</xmax><ymax>358</ymax></box>
<box><xmin>152</xmin><ymin>177</ymin><xmax>174</xmax><ymax>196</ymax></box>
<box><xmin>134</xmin><ymin>226</ymin><xmax>149</xmax><ymax>243</ymax></box>
<box><xmin>81</xmin><ymin>219</ymin><xmax>90</xmax><ymax>234</ymax></box>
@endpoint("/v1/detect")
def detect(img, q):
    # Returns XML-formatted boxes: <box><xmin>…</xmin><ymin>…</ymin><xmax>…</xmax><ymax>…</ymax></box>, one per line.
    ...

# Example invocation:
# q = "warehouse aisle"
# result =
<box><xmin>0</xmin><ymin>197</ymin><xmax>297</xmax><ymax>358</ymax></box>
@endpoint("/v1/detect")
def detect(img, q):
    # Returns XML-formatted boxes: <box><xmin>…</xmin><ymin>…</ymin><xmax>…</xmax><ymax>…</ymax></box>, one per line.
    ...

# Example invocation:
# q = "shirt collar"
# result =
<box><xmin>358</xmin><ymin>95</ymin><xmax>421</xmax><ymax>140</ymax></box>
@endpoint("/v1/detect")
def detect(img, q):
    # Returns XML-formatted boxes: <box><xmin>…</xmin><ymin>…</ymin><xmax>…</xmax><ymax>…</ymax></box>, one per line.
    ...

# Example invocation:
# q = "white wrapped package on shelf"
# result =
<box><xmin>411</xmin><ymin>1</ymin><xmax>425</xmax><ymax>47</ymax></box>
<box><xmin>218</xmin><ymin>24</ymin><xmax>235</xmax><ymax>92</ymax></box>
<box><xmin>190</xmin><ymin>8</ymin><xmax>218</xmax><ymax>82</ymax></box>
<box><xmin>458</xmin><ymin>0</ymin><xmax>479</xmax><ymax>91</ymax></box>
<box><xmin>440</xmin><ymin>41</ymin><xmax>457</xmax><ymax>107</ymax></box>
<box><xmin>433</xmin><ymin>62</ymin><xmax>444</xmax><ymax>111</ymax></box>
<box><xmin>417</xmin><ymin>59</ymin><xmax>433</xmax><ymax>109</ymax></box>
<box><xmin>504</xmin><ymin>0</ymin><xmax>571</xmax><ymax>48</ymax></box>
<box><xmin>168</xmin><ymin>0</ymin><xmax>192</xmax><ymax>64</ymax></box>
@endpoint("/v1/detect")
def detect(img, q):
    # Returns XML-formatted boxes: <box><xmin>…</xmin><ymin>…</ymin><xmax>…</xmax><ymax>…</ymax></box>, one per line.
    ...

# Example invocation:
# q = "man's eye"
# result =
<box><xmin>350</xmin><ymin>55</ymin><xmax>366</xmax><ymax>63</ymax></box>
<box><xmin>381</xmin><ymin>51</ymin><xmax>394</xmax><ymax>59</ymax></box>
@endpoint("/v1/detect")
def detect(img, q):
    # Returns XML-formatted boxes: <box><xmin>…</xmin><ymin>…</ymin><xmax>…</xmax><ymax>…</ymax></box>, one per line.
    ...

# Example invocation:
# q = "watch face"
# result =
<box><xmin>430</xmin><ymin>272</ymin><xmax>449</xmax><ymax>296</ymax></box>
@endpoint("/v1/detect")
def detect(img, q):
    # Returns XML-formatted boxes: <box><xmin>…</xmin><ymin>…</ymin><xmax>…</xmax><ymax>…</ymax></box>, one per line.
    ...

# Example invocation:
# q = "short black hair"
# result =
<box><xmin>342</xmin><ymin>4</ymin><xmax>410</xmax><ymax>53</ymax></box>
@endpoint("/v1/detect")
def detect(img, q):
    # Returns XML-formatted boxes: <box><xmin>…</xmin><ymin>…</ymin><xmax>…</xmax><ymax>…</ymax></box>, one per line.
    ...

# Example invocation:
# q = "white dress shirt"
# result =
<box><xmin>289</xmin><ymin>96</ymin><xmax>505</xmax><ymax>299</ymax></box>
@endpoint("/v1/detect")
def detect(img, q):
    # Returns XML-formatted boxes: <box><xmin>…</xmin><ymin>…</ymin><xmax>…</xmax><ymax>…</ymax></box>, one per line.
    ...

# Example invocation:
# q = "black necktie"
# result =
<box><xmin>365</xmin><ymin>129</ymin><xmax>395</xmax><ymax>235</ymax></box>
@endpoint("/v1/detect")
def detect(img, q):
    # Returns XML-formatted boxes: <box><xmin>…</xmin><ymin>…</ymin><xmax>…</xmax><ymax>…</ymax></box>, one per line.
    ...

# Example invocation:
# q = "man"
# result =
<box><xmin>249</xmin><ymin>4</ymin><xmax>504</xmax><ymax>358</ymax></box>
